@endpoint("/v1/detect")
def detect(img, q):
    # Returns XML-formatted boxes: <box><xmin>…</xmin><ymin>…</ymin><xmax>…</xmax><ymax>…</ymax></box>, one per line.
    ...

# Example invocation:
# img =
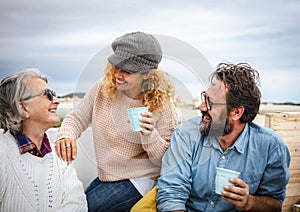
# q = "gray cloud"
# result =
<box><xmin>0</xmin><ymin>0</ymin><xmax>299</xmax><ymax>102</ymax></box>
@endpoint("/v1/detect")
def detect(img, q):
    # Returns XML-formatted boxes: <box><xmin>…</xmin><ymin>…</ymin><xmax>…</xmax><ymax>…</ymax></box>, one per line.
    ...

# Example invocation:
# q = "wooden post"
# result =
<box><xmin>265</xmin><ymin>112</ymin><xmax>300</xmax><ymax>212</ymax></box>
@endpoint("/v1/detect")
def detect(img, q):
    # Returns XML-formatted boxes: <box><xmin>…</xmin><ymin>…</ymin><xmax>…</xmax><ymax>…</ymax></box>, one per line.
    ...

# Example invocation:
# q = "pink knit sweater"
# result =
<box><xmin>57</xmin><ymin>82</ymin><xmax>178</xmax><ymax>181</ymax></box>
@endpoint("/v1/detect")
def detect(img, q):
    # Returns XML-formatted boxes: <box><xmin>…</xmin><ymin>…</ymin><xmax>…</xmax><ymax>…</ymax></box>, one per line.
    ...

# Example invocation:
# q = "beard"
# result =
<box><xmin>199</xmin><ymin>110</ymin><xmax>233</xmax><ymax>137</ymax></box>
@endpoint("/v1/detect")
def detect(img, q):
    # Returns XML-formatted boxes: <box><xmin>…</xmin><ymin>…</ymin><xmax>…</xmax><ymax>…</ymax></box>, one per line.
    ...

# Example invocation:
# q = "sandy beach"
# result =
<box><xmin>176</xmin><ymin>103</ymin><xmax>300</xmax><ymax>126</ymax></box>
<box><xmin>57</xmin><ymin>98</ymin><xmax>300</xmax><ymax>127</ymax></box>
<box><xmin>254</xmin><ymin>103</ymin><xmax>300</xmax><ymax>126</ymax></box>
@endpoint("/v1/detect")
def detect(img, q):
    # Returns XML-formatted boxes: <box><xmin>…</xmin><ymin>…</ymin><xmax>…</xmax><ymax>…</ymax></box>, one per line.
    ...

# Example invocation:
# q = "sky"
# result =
<box><xmin>0</xmin><ymin>0</ymin><xmax>300</xmax><ymax>103</ymax></box>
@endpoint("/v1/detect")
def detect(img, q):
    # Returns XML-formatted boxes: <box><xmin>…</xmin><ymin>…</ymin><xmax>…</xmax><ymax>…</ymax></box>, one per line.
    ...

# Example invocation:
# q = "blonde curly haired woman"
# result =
<box><xmin>55</xmin><ymin>32</ymin><xmax>178</xmax><ymax>212</ymax></box>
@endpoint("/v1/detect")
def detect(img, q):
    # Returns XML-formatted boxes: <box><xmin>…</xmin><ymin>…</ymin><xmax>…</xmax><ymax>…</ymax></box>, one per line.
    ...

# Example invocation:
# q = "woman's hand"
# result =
<box><xmin>140</xmin><ymin>111</ymin><xmax>154</xmax><ymax>136</ymax></box>
<box><xmin>55</xmin><ymin>138</ymin><xmax>77</xmax><ymax>163</ymax></box>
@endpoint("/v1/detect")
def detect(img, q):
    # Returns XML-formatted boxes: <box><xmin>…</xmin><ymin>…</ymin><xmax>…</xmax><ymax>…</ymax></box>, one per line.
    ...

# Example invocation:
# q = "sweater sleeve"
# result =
<box><xmin>56</xmin><ymin>158</ymin><xmax>88</xmax><ymax>212</ymax></box>
<box><xmin>140</xmin><ymin>99</ymin><xmax>178</xmax><ymax>166</ymax></box>
<box><xmin>57</xmin><ymin>82</ymin><xmax>99</xmax><ymax>140</ymax></box>
<box><xmin>0</xmin><ymin>149</ymin><xmax>7</xmax><ymax>205</ymax></box>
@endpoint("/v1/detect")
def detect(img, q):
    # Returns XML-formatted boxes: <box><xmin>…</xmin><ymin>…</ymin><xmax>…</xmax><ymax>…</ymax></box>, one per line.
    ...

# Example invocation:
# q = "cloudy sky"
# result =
<box><xmin>0</xmin><ymin>0</ymin><xmax>300</xmax><ymax>103</ymax></box>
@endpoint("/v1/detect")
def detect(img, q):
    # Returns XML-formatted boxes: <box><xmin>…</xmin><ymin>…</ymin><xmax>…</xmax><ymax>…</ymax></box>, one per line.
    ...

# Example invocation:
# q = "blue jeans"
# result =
<box><xmin>85</xmin><ymin>177</ymin><xmax>142</xmax><ymax>212</ymax></box>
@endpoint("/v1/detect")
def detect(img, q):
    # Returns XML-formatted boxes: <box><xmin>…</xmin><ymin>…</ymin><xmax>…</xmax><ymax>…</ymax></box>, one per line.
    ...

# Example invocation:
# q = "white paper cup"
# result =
<box><xmin>127</xmin><ymin>107</ymin><xmax>148</xmax><ymax>131</ymax></box>
<box><xmin>215</xmin><ymin>167</ymin><xmax>240</xmax><ymax>195</ymax></box>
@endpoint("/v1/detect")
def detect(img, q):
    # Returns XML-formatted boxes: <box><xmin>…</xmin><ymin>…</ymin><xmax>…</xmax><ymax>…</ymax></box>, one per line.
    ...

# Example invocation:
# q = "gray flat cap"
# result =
<box><xmin>107</xmin><ymin>31</ymin><xmax>162</xmax><ymax>73</ymax></box>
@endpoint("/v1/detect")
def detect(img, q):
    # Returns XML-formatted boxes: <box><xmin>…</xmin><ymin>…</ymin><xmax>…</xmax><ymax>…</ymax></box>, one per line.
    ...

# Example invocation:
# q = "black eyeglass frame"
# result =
<box><xmin>21</xmin><ymin>89</ymin><xmax>57</xmax><ymax>101</ymax></box>
<box><xmin>201</xmin><ymin>91</ymin><xmax>227</xmax><ymax>110</ymax></box>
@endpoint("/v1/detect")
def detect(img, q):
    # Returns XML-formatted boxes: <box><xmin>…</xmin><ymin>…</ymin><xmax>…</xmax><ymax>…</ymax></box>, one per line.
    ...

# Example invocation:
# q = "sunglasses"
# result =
<box><xmin>21</xmin><ymin>89</ymin><xmax>57</xmax><ymax>101</ymax></box>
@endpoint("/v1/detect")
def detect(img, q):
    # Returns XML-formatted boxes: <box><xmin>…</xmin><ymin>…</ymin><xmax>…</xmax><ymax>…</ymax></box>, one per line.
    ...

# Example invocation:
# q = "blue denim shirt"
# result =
<box><xmin>157</xmin><ymin>116</ymin><xmax>290</xmax><ymax>212</ymax></box>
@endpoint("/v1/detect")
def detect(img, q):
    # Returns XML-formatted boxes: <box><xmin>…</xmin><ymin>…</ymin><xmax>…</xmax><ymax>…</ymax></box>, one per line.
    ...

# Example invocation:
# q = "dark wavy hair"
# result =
<box><xmin>209</xmin><ymin>62</ymin><xmax>261</xmax><ymax>123</ymax></box>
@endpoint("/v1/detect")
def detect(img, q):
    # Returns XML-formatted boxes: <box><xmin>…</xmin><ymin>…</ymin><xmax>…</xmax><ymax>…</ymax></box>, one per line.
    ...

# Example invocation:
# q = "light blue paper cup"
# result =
<box><xmin>127</xmin><ymin>107</ymin><xmax>148</xmax><ymax>132</ymax></box>
<box><xmin>215</xmin><ymin>167</ymin><xmax>240</xmax><ymax>195</ymax></box>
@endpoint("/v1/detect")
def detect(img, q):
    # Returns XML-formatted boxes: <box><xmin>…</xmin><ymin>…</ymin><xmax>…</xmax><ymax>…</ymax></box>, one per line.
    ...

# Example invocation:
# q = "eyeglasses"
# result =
<box><xmin>201</xmin><ymin>91</ymin><xmax>226</xmax><ymax>110</ymax></box>
<box><xmin>21</xmin><ymin>89</ymin><xmax>57</xmax><ymax>101</ymax></box>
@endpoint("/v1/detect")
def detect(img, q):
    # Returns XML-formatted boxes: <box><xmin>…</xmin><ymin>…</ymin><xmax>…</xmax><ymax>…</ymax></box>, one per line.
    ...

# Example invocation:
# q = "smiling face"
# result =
<box><xmin>199</xmin><ymin>79</ymin><xmax>233</xmax><ymax>137</ymax></box>
<box><xmin>114</xmin><ymin>68</ymin><xmax>146</xmax><ymax>99</ymax></box>
<box><xmin>21</xmin><ymin>77</ymin><xmax>60</xmax><ymax>132</ymax></box>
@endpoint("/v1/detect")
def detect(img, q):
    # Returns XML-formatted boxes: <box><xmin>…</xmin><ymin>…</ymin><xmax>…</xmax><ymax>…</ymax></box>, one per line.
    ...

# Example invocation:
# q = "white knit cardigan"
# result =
<box><xmin>0</xmin><ymin>131</ymin><xmax>87</xmax><ymax>212</ymax></box>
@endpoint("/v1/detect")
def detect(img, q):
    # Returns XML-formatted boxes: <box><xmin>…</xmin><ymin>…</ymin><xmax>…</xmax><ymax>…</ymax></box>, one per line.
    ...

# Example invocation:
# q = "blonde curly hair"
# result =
<box><xmin>101</xmin><ymin>63</ymin><xmax>175</xmax><ymax>112</ymax></box>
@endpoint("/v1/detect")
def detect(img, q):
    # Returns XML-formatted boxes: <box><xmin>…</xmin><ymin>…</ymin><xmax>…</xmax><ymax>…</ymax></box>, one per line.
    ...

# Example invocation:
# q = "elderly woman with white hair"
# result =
<box><xmin>0</xmin><ymin>68</ymin><xmax>87</xmax><ymax>212</ymax></box>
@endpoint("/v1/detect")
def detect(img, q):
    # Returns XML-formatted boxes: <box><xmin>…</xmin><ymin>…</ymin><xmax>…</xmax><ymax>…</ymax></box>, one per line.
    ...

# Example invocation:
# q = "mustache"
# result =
<box><xmin>201</xmin><ymin>110</ymin><xmax>211</xmax><ymax>120</ymax></box>
<box><xmin>199</xmin><ymin>110</ymin><xmax>211</xmax><ymax>137</ymax></box>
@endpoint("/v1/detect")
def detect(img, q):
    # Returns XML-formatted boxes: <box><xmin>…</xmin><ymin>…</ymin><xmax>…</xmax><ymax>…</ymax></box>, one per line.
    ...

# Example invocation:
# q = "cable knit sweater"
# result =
<box><xmin>0</xmin><ymin>132</ymin><xmax>87</xmax><ymax>212</ymax></box>
<box><xmin>57</xmin><ymin>82</ymin><xmax>178</xmax><ymax>181</ymax></box>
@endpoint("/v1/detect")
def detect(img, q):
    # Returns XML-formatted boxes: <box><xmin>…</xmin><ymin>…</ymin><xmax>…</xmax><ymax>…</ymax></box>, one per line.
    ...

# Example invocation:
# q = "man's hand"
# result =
<box><xmin>221</xmin><ymin>178</ymin><xmax>281</xmax><ymax>212</ymax></box>
<box><xmin>55</xmin><ymin>138</ymin><xmax>77</xmax><ymax>163</ymax></box>
<box><xmin>221</xmin><ymin>177</ymin><xmax>250</xmax><ymax>210</ymax></box>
